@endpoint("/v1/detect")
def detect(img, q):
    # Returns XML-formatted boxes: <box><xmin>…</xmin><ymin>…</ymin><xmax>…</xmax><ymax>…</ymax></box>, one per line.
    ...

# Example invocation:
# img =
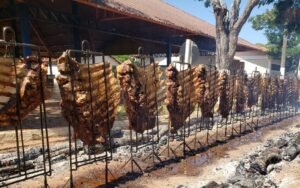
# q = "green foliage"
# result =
<box><xmin>197</xmin><ymin>0</ymin><xmax>210</xmax><ymax>7</ymax></box>
<box><xmin>132</xmin><ymin>60</ymin><xmax>141</xmax><ymax>67</ymax></box>
<box><xmin>258</xmin><ymin>0</ymin><xmax>276</xmax><ymax>7</ymax></box>
<box><xmin>274</xmin><ymin>0</ymin><xmax>300</xmax><ymax>32</ymax></box>
<box><xmin>197</xmin><ymin>0</ymin><xmax>275</xmax><ymax>8</ymax></box>
<box><xmin>113</xmin><ymin>55</ymin><xmax>130</xmax><ymax>63</ymax></box>
<box><xmin>113</xmin><ymin>55</ymin><xmax>142</xmax><ymax>67</ymax></box>
<box><xmin>250</xmin><ymin>0</ymin><xmax>300</xmax><ymax>72</ymax></box>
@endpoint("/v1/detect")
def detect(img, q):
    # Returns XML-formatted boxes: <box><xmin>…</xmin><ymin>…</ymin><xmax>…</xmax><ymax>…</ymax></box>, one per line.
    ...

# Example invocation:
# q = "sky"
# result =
<box><xmin>164</xmin><ymin>0</ymin><xmax>273</xmax><ymax>45</ymax></box>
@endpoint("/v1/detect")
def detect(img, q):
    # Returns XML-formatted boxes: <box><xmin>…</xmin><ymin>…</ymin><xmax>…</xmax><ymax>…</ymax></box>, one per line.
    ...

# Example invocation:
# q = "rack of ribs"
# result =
<box><xmin>286</xmin><ymin>76</ymin><xmax>299</xmax><ymax>107</ymax></box>
<box><xmin>117</xmin><ymin>60</ymin><xmax>163</xmax><ymax>133</ymax></box>
<box><xmin>195</xmin><ymin>65</ymin><xmax>219</xmax><ymax>119</ymax></box>
<box><xmin>56</xmin><ymin>52</ymin><xmax>119</xmax><ymax>145</ymax></box>
<box><xmin>277</xmin><ymin>78</ymin><xmax>287</xmax><ymax>108</ymax></box>
<box><xmin>269</xmin><ymin>76</ymin><xmax>279</xmax><ymax>109</ymax></box>
<box><xmin>218</xmin><ymin>70</ymin><xmax>234</xmax><ymax>119</ymax></box>
<box><xmin>247</xmin><ymin>71</ymin><xmax>262</xmax><ymax>109</ymax></box>
<box><xmin>235</xmin><ymin>70</ymin><xmax>248</xmax><ymax>114</ymax></box>
<box><xmin>261</xmin><ymin>75</ymin><xmax>272</xmax><ymax>112</ymax></box>
<box><xmin>0</xmin><ymin>56</ymin><xmax>49</xmax><ymax>126</ymax></box>
<box><xmin>165</xmin><ymin>64</ymin><xmax>198</xmax><ymax>133</ymax></box>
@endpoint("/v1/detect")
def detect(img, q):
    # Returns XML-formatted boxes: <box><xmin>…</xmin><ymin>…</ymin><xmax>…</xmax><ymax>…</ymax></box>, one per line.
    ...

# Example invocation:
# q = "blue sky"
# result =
<box><xmin>164</xmin><ymin>0</ymin><xmax>273</xmax><ymax>44</ymax></box>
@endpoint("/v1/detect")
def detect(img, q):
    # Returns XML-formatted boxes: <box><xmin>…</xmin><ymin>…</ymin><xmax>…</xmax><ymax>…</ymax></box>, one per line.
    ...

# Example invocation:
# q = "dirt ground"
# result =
<box><xmin>11</xmin><ymin>115</ymin><xmax>300</xmax><ymax>188</ymax></box>
<box><xmin>122</xmin><ymin>116</ymin><xmax>300</xmax><ymax>188</ymax></box>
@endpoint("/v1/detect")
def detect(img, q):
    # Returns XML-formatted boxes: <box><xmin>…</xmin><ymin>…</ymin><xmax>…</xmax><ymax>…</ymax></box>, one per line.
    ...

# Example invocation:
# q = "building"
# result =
<box><xmin>0</xmin><ymin>0</ymin><xmax>278</xmax><ymax>77</ymax></box>
<box><xmin>160</xmin><ymin>39</ymin><xmax>281</xmax><ymax>76</ymax></box>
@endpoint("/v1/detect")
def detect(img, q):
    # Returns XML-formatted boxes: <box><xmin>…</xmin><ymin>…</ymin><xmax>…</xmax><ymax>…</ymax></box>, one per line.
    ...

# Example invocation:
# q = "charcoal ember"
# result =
<box><xmin>195</xmin><ymin>65</ymin><xmax>219</xmax><ymax>118</ymax></box>
<box><xmin>165</xmin><ymin>64</ymin><xmax>198</xmax><ymax>133</ymax></box>
<box><xmin>117</xmin><ymin>60</ymin><xmax>163</xmax><ymax>133</ymax></box>
<box><xmin>0</xmin><ymin>56</ymin><xmax>49</xmax><ymax>126</ymax></box>
<box><xmin>57</xmin><ymin>52</ymin><xmax>119</xmax><ymax>145</ymax></box>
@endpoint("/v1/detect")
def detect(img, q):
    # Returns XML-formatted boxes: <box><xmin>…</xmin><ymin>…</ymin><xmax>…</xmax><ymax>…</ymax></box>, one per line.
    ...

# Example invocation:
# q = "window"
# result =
<box><xmin>271</xmin><ymin>64</ymin><xmax>280</xmax><ymax>71</ymax></box>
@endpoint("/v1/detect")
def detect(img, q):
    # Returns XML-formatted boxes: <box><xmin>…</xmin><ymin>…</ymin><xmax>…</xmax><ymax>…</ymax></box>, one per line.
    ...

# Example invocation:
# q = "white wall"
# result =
<box><xmin>155</xmin><ymin>55</ymin><xmax>215</xmax><ymax>70</ymax></box>
<box><xmin>235</xmin><ymin>51</ymin><xmax>281</xmax><ymax>76</ymax></box>
<box><xmin>192</xmin><ymin>55</ymin><xmax>215</xmax><ymax>66</ymax></box>
<box><xmin>235</xmin><ymin>51</ymin><xmax>270</xmax><ymax>75</ymax></box>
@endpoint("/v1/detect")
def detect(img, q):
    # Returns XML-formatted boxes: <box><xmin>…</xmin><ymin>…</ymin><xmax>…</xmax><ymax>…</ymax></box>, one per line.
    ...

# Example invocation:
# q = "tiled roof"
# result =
<box><xmin>78</xmin><ymin>0</ymin><xmax>267</xmax><ymax>52</ymax></box>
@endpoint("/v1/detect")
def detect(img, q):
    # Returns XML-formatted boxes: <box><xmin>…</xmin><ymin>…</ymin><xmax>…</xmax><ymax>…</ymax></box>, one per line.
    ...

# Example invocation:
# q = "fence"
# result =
<box><xmin>0</xmin><ymin>28</ymin><xmax>299</xmax><ymax>187</ymax></box>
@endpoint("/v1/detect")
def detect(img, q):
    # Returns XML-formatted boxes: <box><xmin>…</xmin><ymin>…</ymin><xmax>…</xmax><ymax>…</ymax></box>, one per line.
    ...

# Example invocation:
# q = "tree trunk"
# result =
<box><xmin>210</xmin><ymin>0</ymin><xmax>260</xmax><ymax>72</ymax></box>
<box><xmin>214</xmin><ymin>7</ymin><xmax>231</xmax><ymax>71</ymax></box>
<box><xmin>214</xmin><ymin>20</ymin><xmax>237</xmax><ymax>71</ymax></box>
<box><xmin>297</xmin><ymin>58</ymin><xmax>300</xmax><ymax>79</ymax></box>
<box><xmin>215</xmin><ymin>31</ymin><xmax>230</xmax><ymax>70</ymax></box>
<box><xmin>280</xmin><ymin>30</ymin><xmax>288</xmax><ymax>77</ymax></box>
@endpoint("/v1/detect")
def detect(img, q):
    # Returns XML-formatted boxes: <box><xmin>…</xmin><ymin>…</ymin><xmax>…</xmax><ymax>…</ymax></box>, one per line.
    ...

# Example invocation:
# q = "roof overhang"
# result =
<box><xmin>0</xmin><ymin>0</ymin><xmax>265</xmax><ymax>58</ymax></box>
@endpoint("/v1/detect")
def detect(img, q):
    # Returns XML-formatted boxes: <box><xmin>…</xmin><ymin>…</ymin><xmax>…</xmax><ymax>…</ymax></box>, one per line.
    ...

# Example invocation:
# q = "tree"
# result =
<box><xmin>198</xmin><ymin>0</ymin><xmax>272</xmax><ymax>70</ymax></box>
<box><xmin>250</xmin><ymin>0</ymin><xmax>300</xmax><ymax>74</ymax></box>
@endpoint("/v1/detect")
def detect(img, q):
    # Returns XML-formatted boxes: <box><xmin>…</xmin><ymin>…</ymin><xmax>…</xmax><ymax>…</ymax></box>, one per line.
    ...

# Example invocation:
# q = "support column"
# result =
<box><xmin>10</xmin><ymin>0</ymin><xmax>20</xmax><ymax>57</ymax></box>
<box><xmin>184</xmin><ymin>39</ymin><xmax>192</xmax><ymax>64</ymax></box>
<box><xmin>19</xmin><ymin>3</ymin><xmax>32</xmax><ymax>56</ymax></box>
<box><xmin>72</xmin><ymin>1</ymin><xmax>81</xmax><ymax>61</ymax></box>
<box><xmin>49</xmin><ymin>57</ymin><xmax>53</xmax><ymax>75</ymax></box>
<box><xmin>166</xmin><ymin>41</ymin><xmax>172</xmax><ymax>66</ymax></box>
<box><xmin>47</xmin><ymin>57</ymin><xmax>55</xmax><ymax>87</ymax></box>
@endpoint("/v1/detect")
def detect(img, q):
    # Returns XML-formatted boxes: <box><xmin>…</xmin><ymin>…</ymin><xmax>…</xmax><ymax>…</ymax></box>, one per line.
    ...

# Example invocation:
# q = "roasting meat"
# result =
<box><xmin>261</xmin><ymin>76</ymin><xmax>272</xmax><ymax>111</ymax></box>
<box><xmin>117</xmin><ymin>60</ymin><xmax>163</xmax><ymax>133</ymax></box>
<box><xmin>165</xmin><ymin>64</ymin><xmax>198</xmax><ymax>133</ymax></box>
<box><xmin>195</xmin><ymin>64</ymin><xmax>206</xmax><ymax>110</ymax></box>
<box><xmin>235</xmin><ymin>70</ymin><xmax>248</xmax><ymax>114</ymax></box>
<box><xmin>0</xmin><ymin>56</ymin><xmax>49</xmax><ymax>126</ymax></box>
<box><xmin>287</xmin><ymin>76</ymin><xmax>299</xmax><ymax>106</ymax></box>
<box><xmin>277</xmin><ymin>78</ymin><xmax>286</xmax><ymax>108</ymax></box>
<box><xmin>247</xmin><ymin>71</ymin><xmax>262</xmax><ymax>108</ymax></box>
<box><xmin>57</xmin><ymin>52</ymin><xmax>119</xmax><ymax>145</ymax></box>
<box><xmin>269</xmin><ymin>76</ymin><xmax>279</xmax><ymax>109</ymax></box>
<box><xmin>195</xmin><ymin>65</ymin><xmax>219</xmax><ymax>118</ymax></box>
<box><xmin>218</xmin><ymin>70</ymin><xmax>234</xmax><ymax>118</ymax></box>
